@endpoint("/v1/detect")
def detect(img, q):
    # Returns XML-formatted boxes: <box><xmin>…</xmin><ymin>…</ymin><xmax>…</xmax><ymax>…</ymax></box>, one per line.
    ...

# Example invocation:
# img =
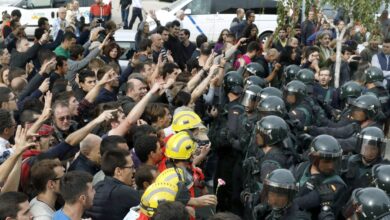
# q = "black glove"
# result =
<box><xmin>317</xmin><ymin>184</ymin><xmax>336</xmax><ymax>207</ymax></box>
<box><xmin>253</xmin><ymin>203</ymin><xmax>270</xmax><ymax>220</ymax></box>
<box><xmin>175</xmin><ymin>182</ymin><xmax>191</xmax><ymax>205</ymax></box>
<box><xmin>291</xmin><ymin>119</ymin><xmax>304</xmax><ymax>131</ymax></box>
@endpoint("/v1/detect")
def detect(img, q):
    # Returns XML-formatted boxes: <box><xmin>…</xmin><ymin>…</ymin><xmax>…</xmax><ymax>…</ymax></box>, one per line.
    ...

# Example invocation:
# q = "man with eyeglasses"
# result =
<box><xmin>52</xmin><ymin>101</ymin><xmax>77</xmax><ymax>145</ymax></box>
<box><xmin>30</xmin><ymin>159</ymin><xmax>65</xmax><ymax>220</ymax></box>
<box><xmin>86</xmin><ymin>148</ymin><xmax>140</xmax><ymax>220</ymax></box>
<box><xmin>372</xmin><ymin>38</ymin><xmax>390</xmax><ymax>88</ymax></box>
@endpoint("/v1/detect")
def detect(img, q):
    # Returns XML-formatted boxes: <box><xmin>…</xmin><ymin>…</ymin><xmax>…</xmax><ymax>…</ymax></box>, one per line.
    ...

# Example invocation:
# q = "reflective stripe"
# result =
<box><xmin>187</xmin><ymin>15</ymin><xmax>204</xmax><ymax>35</ymax></box>
<box><xmin>142</xmin><ymin>186</ymin><xmax>176</xmax><ymax>202</ymax></box>
<box><xmin>171</xmin><ymin>136</ymin><xmax>192</xmax><ymax>153</ymax></box>
<box><xmin>172</xmin><ymin>113</ymin><xmax>198</xmax><ymax>126</ymax></box>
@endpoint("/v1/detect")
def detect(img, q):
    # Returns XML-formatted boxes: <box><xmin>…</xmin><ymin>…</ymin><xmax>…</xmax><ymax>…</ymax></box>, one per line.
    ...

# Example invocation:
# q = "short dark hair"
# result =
<box><xmin>156</xmin><ymin>26</ymin><xmax>169</xmax><ymax>35</ymax></box>
<box><xmin>135</xmin><ymin>164</ymin><xmax>157</xmax><ymax>190</ymax></box>
<box><xmin>161</xmin><ymin>63</ymin><xmax>179</xmax><ymax>79</ymax></box>
<box><xmin>173</xmin><ymin>91</ymin><xmax>191</xmax><ymax>107</ymax></box>
<box><xmin>34</xmin><ymin>27</ymin><xmax>45</xmax><ymax>40</ymax></box>
<box><xmin>38</xmin><ymin>48</ymin><xmax>56</xmax><ymax>65</ymax></box>
<box><xmin>100</xmin><ymin>135</ymin><xmax>127</xmax><ymax>156</ymax></box>
<box><xmin>245</xmin><ymin>10</ymin><xmax>254</xmax><ymax>20</ymax></box>
<box><xmin>101</xmin><ymin>149</ymin><xmax>130</xmax><ymax>176</ymax></box>
<box><xmin>78</xmin><ymin>69</ymin><xmax>96</xmax><ymax>83</ymax></box>
<box><xmin>196</xmin><ymin>34</ymin><xmax>208</xmax><ymax>48</ymax></box>
<box><xmin>62</xmin><ymin>31</ymin><xmax>76</xmax><ymax>43</ymax></box>
<box><xmin>181</xmin><ymin>29</ymin><xmax>190</xmax><ymax>38</ymax></box>
<box><xmin>304</xmin><ymin>46</ymin><xmax>320</xmax><ymax>59</ymax></box>
<box><xmin>247</xmin><ymin>41</ymin><xmax>261</xmax><ymax>53</ymax></box>
<box><xmin>0</xmin><ymin>192</ymin><xmax>29</xmax><ymax>220</ymax></box>
<box><xmin>171</xmin><ymin>20</ymin><xmax>181</xmax><ymax>28</ymax></box>
<box><xmin>60</xmin><ymin>171</ymin><xmax>92</xmax><ymax>204</ymax></box>
<box><xmin>97</xmin><ymin>65</ymin><xmax>113</xmax><ymax>80</ymax></box>
<box><xmin>131</xmin><ymin>124</ymin><xmax>156</xmax><ymax>144</ymax></box>
<box><xmin>152</xmin><ymin>201</ymin><xmax>190</xmax><ymax>220</ymax></box>
<box><xmin>69</xmin><ymin>44</ymin><xmax>84</xmax><ymax>60</ymax></box>
<box><xmin>0</xmin><ymin>87</ymin><xmax>12</xmax><ymax>107</ymax></box>
<box><xmin>31</xmin><ymin>159</ymin><xmax>62</xmax><ymax>194</ymax></box>
<box><xmin>38</xmin><ymin>17</ymin><xmax>49</xmax><ymax>28</ymax></box>
<box><xmin>142</xmin><ymin>103</ymin><xmax>168</xmax><ymax>125</ymax></box>
<box><xmin>134</xmin><ymin>135</ymin><xmax>159</xmax><ymax>163</ymax></box>
<box><xmin>56</xmin><ymin>56</ymin><xmax>67</xmax><ymax>68</ymax></box>
<box><xmin>139</xmin><ymin>38</ymin><xmax>152</xmax><ymax>52</ymax></box>
<box><xmin>384</xmin><ymin>38</ymin><xmax>390</xmax><ymax>44</ymax></box>
<box><xmin>0</xmin><ymin>109</ymin><xmax>14</xmax><ymax>134</ymax></box>
<box><xmin>11</xmin><ymin>9</ymin><xmax>21</xmax><ymax>18</ymax></box>
<box><xmin>20</xmin><ymin>109</ymin><xmax>39</xmax><ymax>125</ymax></box>
<box><xmin>200</xmin><ymin>42</ymin><xmax>212</xmax><ymax>55</ymax></box>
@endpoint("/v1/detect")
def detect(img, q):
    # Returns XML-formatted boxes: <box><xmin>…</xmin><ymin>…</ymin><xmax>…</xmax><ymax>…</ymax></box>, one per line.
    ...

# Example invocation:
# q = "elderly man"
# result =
<box><xmin>119</xmin><ymin>77</ymin><xmax>148</xmax><ymax>114</ymax></box>
<box><xmin>52</xmin><ymin>7</ymin><xmax>68</xmax><ymax>40</ymax></box>
<box><xmin>52</xmin><ymin>101</ymin><xmax>77</xmax><ymax>144</ymax></box>
<box><xmin>69</xmin><ymin>134</ymin><xmax>102</xmax><ymax>175</ymax></box>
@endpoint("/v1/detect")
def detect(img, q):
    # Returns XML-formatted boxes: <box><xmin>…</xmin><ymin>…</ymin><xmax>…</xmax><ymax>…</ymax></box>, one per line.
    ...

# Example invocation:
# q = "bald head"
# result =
<box><xmin>80</xmin><ymin>134</ymin><xmax>102</xmax><ymax>156</ymax></box>
<box><xmin>151</xmin><ymin>33</ymin><xmax>163</xmax><ymax>49</ymax></box>
<box><xmin>11</xmin><ymin>77</ymin><xmax>27</xmax><ymax>95</ymax></box>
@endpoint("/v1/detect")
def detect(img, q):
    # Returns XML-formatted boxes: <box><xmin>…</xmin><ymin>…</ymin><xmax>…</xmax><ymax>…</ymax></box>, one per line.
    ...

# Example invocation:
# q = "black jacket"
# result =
<box><xmin>10</xmin><ymin>43</ymin><xmax>42</xmax><ymax>69</ymax></box>
<box><xmin>68</xmin><ymin>154</ymin><xmax>100</xmax><ymax>176</ymax></box>
<box><xmin>86</xmin><ymin>176</ymin><xmax>140</xmax><ymax>220</ymax></box>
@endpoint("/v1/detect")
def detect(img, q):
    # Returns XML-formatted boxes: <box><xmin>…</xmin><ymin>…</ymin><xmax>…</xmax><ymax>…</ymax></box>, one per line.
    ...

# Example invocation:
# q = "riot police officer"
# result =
<box><xmin>372</xmin><ymin>164</ymin><xmax>390</xmax><ymax>196</ymax></box>
<box><xmin>284</xmin><ymin>80</ymin><xmax>314</xmax><ymax>126</ymax></box>
<box><xmin>342</xmin><ymin>126</ymin><xmax>388</xmax><ymax>197</ymax></box>
<box><xmin>209</xmin><ymin>71</ymin><xmax>244</xmax><ymax>212</ymax></box>
<box><xmin>343</xmin><ymin>187</ymin><xmax>390</xmax><ymax>219</ymax></box>
<box><xmin>242</xmin><ymin>116</ymin><xmax>294</xmax><ymax>219</ymax></box>
<box><xmin>305</xmin><ymin>94</ymin><xmax>384</xmax><ymax>139</ymax></box>
<box><xmin>257</xmin><ymin>96</ymin><xmax>286</xmax><ymax>118</ymax></box>
<box><xmin>334</xmin><ymin>81</ymin><xmax>363</xmax><ymax>124</ymax></box>
<box><xmin>253</xmin><ymin>169</ymin><xmax>311</xmax><ymax>220</ymax></box>
<box><xmin>260</xmin><ymin>87</ymin><xmax>283</xmax><ymax>100</ymax></box>
<box><xmin>231</xmin><ymin>85</ymin><xmax>262</xmax><ymax>215</ymax></box>
<box><xmin>292</xmin><ymin>135</ymin><xmax>347</xmax><ymax>219</ymax></box>
<box><xmin>282</xmin><ymin>64</ymin><xmax>301</xmax><ymax>86</ymax></box>
<box><xmin>363</xmin><ymin>67</ymin><xmax>390</xmax><ymax>112</ymax></box>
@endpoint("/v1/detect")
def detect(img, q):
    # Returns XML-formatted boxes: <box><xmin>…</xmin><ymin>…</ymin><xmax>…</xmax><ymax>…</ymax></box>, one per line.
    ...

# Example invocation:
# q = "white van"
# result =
<box><xmin>147</xmin><ymin>0</ymin><xmax>278</xmax><ymax>42</ymax></box>
<box><xmin>0</xmin><ymin>0</ymin><xmax>97</xmax><ymax>37</ymax></box>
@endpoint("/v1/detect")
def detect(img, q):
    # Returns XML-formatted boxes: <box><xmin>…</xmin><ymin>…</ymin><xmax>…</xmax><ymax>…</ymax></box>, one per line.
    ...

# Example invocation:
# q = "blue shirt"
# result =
<box><xmin>52</xmin><ymin>209</ymin><xmax>71</xmax><ymax>220</ymax></box>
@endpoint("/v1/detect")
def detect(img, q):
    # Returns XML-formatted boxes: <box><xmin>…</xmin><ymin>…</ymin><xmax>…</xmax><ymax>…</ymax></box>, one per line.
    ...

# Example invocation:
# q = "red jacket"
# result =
<box><xmin>89</xmin><ymin>3</ymin><xmax>111</xmax><ymax>22</ymax></box>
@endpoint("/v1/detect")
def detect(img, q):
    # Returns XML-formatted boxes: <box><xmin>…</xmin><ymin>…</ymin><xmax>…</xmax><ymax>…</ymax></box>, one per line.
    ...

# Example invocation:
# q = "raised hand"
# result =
<box><xmin>14</xmin><ymin>125</ymin><xmax>36</xmax><ymax>155</ymax></box>
<box><xmin>95</xmin><ymin>109</ymin><xmax>118</xmax><ymax>123</ymax></box>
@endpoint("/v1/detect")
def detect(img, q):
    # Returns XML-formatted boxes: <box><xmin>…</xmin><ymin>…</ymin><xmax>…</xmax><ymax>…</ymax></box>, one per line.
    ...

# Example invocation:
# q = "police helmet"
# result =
<box><xmin>296</xmin><ymin>69</ymin><xmax>315</xmax><ymax>85</ymax></box>
<box><xmin>364</xmin><ymin>66</ymin><xmax>384</xmax><ymax>84</ymax></box>
<box><xmin>255</xmin><ymin>115</ymin><xmax>289</xmax><ymax>146</ymax></box>
<box><xmin>257</xmin><ymin>96</ymin><xmax>286</xmax><ymax>117</ymax></box>
<box><xmin>344</xmin><ymin>187</ymin><xmax>390</xmax><ymax>219</ymax></box>
<box><xmin>259</xmin><ymin>87</ymin><xmax>283</xmax><ymax>100</ymax></box>
<box><xmin>309</xmin><ymin>135</ymin><xmax>343</xmax><ymax>159</ymax></box>
<box><xmin>284</xmin><ymin>64</ymin><xmax>301</xmax><ymax>84</ymax></box>
<box><xmin>372</xmin><ymin>164</ymin><xmax>390</xmax><ymax>196</ymax></box>
<box><xmin>284</xmin><ymin>80</ymin><xmax>307</xmax><ymax>99</ymax></box>
<box><xmin>245</xmin><ymin>62</ymin><xmax>266</xmax><ymax>78</ymax></box>
<box><xmin>357</xmin><ymin>127</ymin><xmax>387</xmax><ymax>162</ymax></box>
<box><xmin>264</xmin><ymin>169</ymin><xmax>298</xmax><ymax>208</ymax></box>
<box><xmin>340</xmin><ymin>81</ymin><xmax>363</xmax><ymax>104</ymax></box>
<box><xmin>241</xmin><ymin>85</ymin><xmax>262</xmax><ymax>108</ymax></box>
<box><xmin>224</xmin><ymin>71</ymin><xmax>244</xmax><ymax>95</ymax></box>
<box><xmin>245</xmin><ymin>75</ymin><xmax>267</xmax><ymax>88</ymax></box>
<box><xmin>350</xmin><ymin>94</ymin><xmax>381</xmax><ymax>119</ymax></box>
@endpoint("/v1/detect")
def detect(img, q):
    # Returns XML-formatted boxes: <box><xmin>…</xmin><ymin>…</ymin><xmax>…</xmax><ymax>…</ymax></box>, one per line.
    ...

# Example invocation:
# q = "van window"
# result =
<box><xmin>185</xmin><ymin>0</ymin><xmax>211</xmax><ymax>15</ymax></box>
<box><xmin>213</xmin><ymin>0</ymin><xmax>277</xmax><ymax>15</ymax></box>
<box><xmin>79</xmin><ymin>0</ymin><xmax>95</xmax><ymax>7</ymax></box>
<box><xmin>28</xmin><ymin>0</ymin><xmax>51</xmax><ymax>8</ymax></box>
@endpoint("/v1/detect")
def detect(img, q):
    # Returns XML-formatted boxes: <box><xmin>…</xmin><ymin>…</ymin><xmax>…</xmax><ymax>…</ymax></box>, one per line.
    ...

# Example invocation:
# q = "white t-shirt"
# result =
<box><xmin>30</xmin><ymin>197</ymin><xmax>55</xmax><ymax>220</ymax></box>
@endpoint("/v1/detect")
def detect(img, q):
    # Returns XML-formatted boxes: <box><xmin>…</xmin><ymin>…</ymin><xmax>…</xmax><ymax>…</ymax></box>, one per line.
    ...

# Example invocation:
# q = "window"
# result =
<box><xmin>214</xmin><ymin>0</ymin><xmax>278</xmax><ymax>15</ymax></box>
<box><xmin>28</xmin><ymin>0</ymin><xmax>51</xmax><ymax>8</ymax></box>
<box><xmin>185</xmin><ymin>0</ymin><xmax>211</xmax><ymax>15</ymax></box>
<box><xmin>78</xmin><ymin>0</ymin><xmax>95</xmax><ymax>7</ymax></box>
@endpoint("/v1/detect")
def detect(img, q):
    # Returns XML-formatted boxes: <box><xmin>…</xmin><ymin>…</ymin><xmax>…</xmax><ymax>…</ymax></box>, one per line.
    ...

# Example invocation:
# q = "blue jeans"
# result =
<box><xmin>121</xmin><ymin>7</ymin><xmax>130</xmax><ymax>28</ymax></box>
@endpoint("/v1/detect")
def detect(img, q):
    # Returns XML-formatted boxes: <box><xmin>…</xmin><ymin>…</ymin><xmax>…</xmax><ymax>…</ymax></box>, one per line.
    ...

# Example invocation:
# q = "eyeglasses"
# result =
<box><xmin>58</xmin><ymin>116</ymin><xmax>71</xmax><ymax>122</ymax></box>
<box><xmin>121</xmin><ymin>165</ymin><xmax>135</xmax><ymax>170</ymax></box>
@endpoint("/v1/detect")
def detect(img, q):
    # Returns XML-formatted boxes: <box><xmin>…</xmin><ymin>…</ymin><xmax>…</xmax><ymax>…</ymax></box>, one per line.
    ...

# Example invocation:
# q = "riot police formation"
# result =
<box><xmin>204</xmin><ymin>60</ymin><xmax>390</xmax><ymax>220</ymax></box>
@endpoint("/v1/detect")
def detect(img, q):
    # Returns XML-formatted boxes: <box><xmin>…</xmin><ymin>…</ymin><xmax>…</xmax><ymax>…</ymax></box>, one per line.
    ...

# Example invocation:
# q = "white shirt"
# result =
<box><xmin>52</xmin><ymin>18</ymin><xmax>68</xmax><ymax>40</ymax></box>
<box><xmin>0</xmin><ymin>137</ymin><xmax>10</xmax><ymax>155</ymax></box>
<box><xmin>371</xmin><ymin>54</ymin><xmax>390</xmax><ymax>86</ymax></box>
<box><xmin>132</xmin><ymin>0</ymin><xmax>142</xmax><ymax>8</ymax></box>
<box><xmin>30</xmin><ymin>197</ymin><xmax>55</xmax><ymax>220</ymax></box>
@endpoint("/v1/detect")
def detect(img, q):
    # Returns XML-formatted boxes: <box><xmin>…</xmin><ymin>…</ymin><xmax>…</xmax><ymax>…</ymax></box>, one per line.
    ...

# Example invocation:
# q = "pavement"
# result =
<box><xmin>111</xmin><ymin>0</ymin><xmax>171</xmax><ymax>29</ymax></box>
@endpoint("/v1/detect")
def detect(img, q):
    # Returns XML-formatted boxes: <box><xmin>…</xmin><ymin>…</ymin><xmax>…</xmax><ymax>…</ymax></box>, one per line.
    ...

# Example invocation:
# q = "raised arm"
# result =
<box><xmin>109</xmin><ymin>81</ymin><xmax>163</xmax><ymax>136</ymax></box>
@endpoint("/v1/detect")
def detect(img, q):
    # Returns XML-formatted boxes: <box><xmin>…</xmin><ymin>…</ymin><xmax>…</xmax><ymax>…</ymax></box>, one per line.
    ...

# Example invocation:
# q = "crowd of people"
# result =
<box><xmin>1</xmin><ymin>0</ymin><xmax>390</xmax><ymax>219</ymax></box>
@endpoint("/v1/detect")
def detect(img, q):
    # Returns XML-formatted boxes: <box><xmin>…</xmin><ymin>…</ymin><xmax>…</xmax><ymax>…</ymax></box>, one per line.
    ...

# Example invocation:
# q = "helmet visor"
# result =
<box><xmin>359</xmin><ymin>137</ymin><xmax>387</xmax><ymax>161</ymax></box>
<box><xmin>241</xmin><ymin>90</ymin><xmax>259</xmax><ymax>107</ymax></box>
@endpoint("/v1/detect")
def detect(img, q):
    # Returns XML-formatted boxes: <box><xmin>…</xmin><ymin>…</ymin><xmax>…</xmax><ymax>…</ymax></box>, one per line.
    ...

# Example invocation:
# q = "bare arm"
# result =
<box><xmin>27</xmin><ymin>92</ymin><xmax>52</xmax><ymax>137</ymax></box>
<box><xmin>190</xmin><ymin>65</ymin><xmax>218</xmax><ymax>104</ymax></box>
<box><xmin>109</xmin><ymin>81</ymin><xmax>163</xmax><ymax>136</ymax></box>
<box><xmin>1</xmin><ymin>158</ymin><xmax>21</xmax><ymax>192</ymax></box>
<box><xmin>65</xmin><ymin>110</ymin><xmax>117</xmax><ymax>146</ymax></box>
